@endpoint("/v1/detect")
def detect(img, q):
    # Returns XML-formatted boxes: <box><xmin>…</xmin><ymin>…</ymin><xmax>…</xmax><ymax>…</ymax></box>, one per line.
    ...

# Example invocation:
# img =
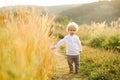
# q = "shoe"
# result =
<box><xmin>69</xmin><ymin>70</ymin><xmax>74</xmax><ymax>73</ymax></box>
<box><xmin>75</xmin><ymin>70</ymin><xmax>80</xmax><ymax>74</ymax></box>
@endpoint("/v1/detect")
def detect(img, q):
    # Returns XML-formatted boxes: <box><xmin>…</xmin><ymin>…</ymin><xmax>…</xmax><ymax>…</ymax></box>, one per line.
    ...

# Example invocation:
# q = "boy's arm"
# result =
<box><xmin>77</xmin><ymin>37</ymin><xmax>82</xmax><ymax>53</ymax></box>
<box><xmin>53</xmin><ymin>38</ymin><xmax>65</xmax><ymax>49</ymax></box>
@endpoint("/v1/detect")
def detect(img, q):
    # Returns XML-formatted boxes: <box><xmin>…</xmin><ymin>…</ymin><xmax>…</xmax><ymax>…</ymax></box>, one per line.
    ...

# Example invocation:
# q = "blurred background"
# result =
<box><xmin>0</xmin><ymin>0</ymin><xmax>120</xmax><ymax>24</ymax></box>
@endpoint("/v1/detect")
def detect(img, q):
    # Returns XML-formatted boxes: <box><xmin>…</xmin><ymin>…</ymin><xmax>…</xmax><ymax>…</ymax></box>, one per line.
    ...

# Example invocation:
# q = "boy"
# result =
<box><xmin>52</xmin><ymin>22</ymin><xmax>82</xmax><ymax>74</ymax></box>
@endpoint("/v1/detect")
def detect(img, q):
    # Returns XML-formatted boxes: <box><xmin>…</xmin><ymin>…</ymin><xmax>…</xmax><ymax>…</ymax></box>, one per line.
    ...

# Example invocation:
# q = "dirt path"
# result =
<box><xmin>51</xmin><ymin>51</ymin><xmax>82</xmax><ymax>80</ymax></box>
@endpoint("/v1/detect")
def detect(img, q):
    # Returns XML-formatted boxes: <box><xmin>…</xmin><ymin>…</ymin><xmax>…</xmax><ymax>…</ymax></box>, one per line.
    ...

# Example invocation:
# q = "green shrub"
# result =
<box><xmin>89</xmin><ymin>34</ymin><xmax>120</xmax><ymax>52</ymax></box>
<box><xmin>89</xmin><ymin>35</ymin><xmax>105</xmax><ymax>48</ymax></box>
<box><xmin>90</xmin><ymin>71</ymin><xmax>109</xmax><ymax>80</ymax></box>
<box><xmin>106</xmin><ymin>35</ymin><xmax>120</xmax><ymax>52</ymax></box>
<box><xmin>56</xmin><ymin>33</ymin><xmax>64</xmax><ymax>39</ymax></box>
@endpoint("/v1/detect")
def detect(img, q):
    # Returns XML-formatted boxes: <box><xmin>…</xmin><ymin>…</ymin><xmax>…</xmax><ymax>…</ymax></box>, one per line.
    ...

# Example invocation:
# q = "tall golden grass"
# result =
<box><xmin>54</xmin><ymin>19</ymin><xmax>120</xmax><ymax>39</ymax></box>
<box><xmin>78</xmin><ymin>21</ymin><xmax>120</xmax><ymax>41</ymax></box>
<box><xmin>0</xmin><ymin>8</ymin><xmax>54</xmax><ymax>80</ymax></box>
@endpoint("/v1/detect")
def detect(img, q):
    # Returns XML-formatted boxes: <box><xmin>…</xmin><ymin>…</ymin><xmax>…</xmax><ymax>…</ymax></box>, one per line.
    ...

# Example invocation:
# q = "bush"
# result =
<box><xmin>89</xmin><ymin>34</ymin><xmax>120</xmax><ymax>52</ymax></box>
<box><xmin>106</xmin><ymin>35</ymin><xmax>120</xmax><ymax>52</ymax></box>
<box><xmin>56</xmin><ymin>33</ymin><xmax>64</xmax><ymax>39</ymax></box>
<box><xmin>89</xmin><ymin>35</ymin><xmax>105</xmax><ymax>48</ymax></box>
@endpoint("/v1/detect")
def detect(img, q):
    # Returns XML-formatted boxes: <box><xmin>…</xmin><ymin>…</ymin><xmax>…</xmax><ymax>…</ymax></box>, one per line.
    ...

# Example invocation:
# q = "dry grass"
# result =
<box><xmin>78</xmin><ymin>21</ymin><xmax>120</xmax><ymax>43</ymax></box>
<box><xmin>0</xmin><ymin>8</ymin><xmax>55</xmax><ymax>80</ymax></box>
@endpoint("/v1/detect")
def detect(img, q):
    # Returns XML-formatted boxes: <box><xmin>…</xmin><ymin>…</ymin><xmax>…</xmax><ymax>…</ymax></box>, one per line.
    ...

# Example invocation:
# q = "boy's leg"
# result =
<box><xmin>74</xmin><ymin>55</ymin><xmax>80</xmax><ymax>73</ymax></box>
<box><xmin>67</xmin><ymin>55</ymin><xmax>74</xmax><ymax>73</ymax></box>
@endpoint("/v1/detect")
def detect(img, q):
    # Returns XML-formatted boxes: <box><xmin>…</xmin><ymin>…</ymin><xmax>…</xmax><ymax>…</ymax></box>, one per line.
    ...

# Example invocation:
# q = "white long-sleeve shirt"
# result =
<box><xmin>55</xmin><ymin>35</ymin><xmax>82</xmax><ymax>55</ymax></box>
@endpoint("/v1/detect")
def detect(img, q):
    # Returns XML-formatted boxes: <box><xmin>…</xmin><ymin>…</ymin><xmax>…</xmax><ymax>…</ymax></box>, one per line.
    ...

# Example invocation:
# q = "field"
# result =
<box><xmin>0</xmin><ymin>7</ymin><xmax>120</xmax><ymax>80</ymax></box>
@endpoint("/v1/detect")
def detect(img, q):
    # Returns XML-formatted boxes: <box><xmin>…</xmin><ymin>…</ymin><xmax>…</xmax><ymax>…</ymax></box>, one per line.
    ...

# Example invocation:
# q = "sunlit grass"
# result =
<box><xmin>78</xmin><ymin>21</ymin><xmax>120</xmax><ymax>44</ymax></box>
<box><xmin>76</xmin><ymin>21</ymin><xmax>120</xmax><ymax>52</ymax></box>
<box><xmin>0</xmin><ymin>8</ymin><xmax>55</xmax><ymax>80</ymax></box>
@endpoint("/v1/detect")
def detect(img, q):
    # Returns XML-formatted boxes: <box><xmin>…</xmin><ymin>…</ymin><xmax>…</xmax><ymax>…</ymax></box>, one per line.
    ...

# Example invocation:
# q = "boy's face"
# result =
<box><xmin>68</xmin><ymin>26</ymin><xmax>76</xmax><ymax>36</ymax></box>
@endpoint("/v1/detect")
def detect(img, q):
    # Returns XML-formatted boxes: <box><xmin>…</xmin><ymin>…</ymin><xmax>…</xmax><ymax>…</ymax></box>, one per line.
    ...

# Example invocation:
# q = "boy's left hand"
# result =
<box><xmin>79</xmin><ymin>51</ymin><xmax>82</xmax><ymax>54</ymax></box>
<box><xmin>51</xmin><ymin>47</ymin><xmax>56</xmax><ymax>50</ymax></box>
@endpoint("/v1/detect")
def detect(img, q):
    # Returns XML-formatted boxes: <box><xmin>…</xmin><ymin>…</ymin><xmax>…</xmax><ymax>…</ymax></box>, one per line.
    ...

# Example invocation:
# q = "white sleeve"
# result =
<box><xmin>77</xmin><ymin>37</ymin><xmax>82</xmax><ymax>51</ymax></box>
<box><xmin>55</xmin><ymin>38</ymin><xmax>65</xmax><ymax>49</ymax></box>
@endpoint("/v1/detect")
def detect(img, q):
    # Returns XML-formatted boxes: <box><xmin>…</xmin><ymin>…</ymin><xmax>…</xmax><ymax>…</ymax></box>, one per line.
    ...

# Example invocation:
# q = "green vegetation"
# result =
<box><xmin>80</xmin><ymin>46</ymin><xmax>120</xmax><ymax>80</ymax></box>
<box><xmin>89</xmin><ymin>34</ymin><xmax>120</xmax><ymax>52</ymax></box>
<box><xmin>59</xmin><ymin>1</ymin><xmax>118</xmax><ymax>24</ymax></box>
<box><xmin>77</xmin><ymin>20</ymin><xmax>120</xmax><ymax>52</ymax></box>
<box><xmin>111</xmin><ymin>0</ymin><xmax>120</xmax><ymax>16</ymax></box>
<box><xmin>46</xmin><ymin>4</ymin><xmax>79</xmax><ymax>14</ymax></box>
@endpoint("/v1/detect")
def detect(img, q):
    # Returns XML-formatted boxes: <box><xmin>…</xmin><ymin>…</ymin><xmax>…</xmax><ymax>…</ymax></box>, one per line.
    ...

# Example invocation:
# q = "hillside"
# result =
<box><xmin>45</xmin><ymin>4</ymin><xmax>80</xmax><ymax>14</ymax></box>
<box><xmin>0</xmin><ymin>5</ymin><xmax>79</xmax><ymax>15</ymax></box>
<box><xmin>0</xmin><ymin>1</ymin><xmax>119</xmax><ymax>24</ymax></box>
<box><xmin>58</xmin><ymin>1</ymin><xmax>119</xmax><ymax>24</ymax></box>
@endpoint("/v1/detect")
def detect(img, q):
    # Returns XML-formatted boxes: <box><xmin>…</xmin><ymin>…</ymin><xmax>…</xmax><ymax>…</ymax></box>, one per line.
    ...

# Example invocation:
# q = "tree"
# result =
<box><xmin>111</xmin><ymin>0</ymin><xmax>120</xmax><ymax>16</ymax></box>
